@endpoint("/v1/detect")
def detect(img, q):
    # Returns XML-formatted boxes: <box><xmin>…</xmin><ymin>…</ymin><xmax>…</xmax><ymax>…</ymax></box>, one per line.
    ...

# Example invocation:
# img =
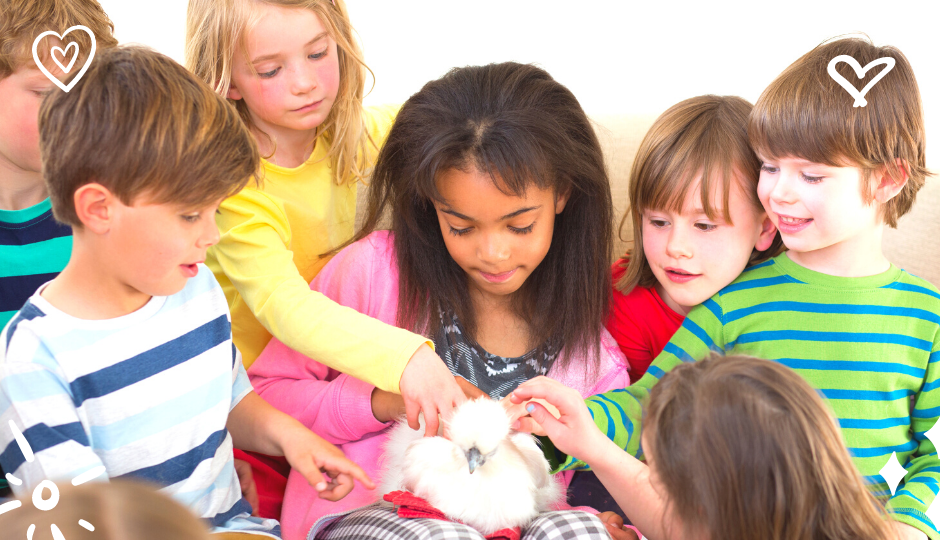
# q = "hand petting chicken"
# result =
<box><xmin>381</xmin><ymin>397</ymin><xmax>564</xmax><ymax>535</ymax></box>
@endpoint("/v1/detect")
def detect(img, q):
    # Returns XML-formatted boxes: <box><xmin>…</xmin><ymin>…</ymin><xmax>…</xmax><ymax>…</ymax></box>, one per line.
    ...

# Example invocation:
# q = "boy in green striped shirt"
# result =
<box><xmin>522</xmin><ymin>37</ymin><xmax>938</xmax><ymax>539</ymax></box>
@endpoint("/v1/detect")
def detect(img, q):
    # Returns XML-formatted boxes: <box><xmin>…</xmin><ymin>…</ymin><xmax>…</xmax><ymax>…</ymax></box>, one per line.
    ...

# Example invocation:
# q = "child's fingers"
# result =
<box><xmin>323</xmin><ymin>456</ymin><xmax>375</xmax><ymax>490</ymax></box>
<box><xmin>317</xmin><ymin>473</ymin><xmax>355</xmax><ymax>502</ymax></box>
<box><xmin>293</xmin><ymin>456</ymin><xmax>329</xmax><ymax>491</ymax></box>
<box><xmin>512</xmin><ymin>416</ymin><xmax>547</xmax><ymax>437</ymax></box>
<box><xmin>523</xmin><ymin>402</ymin><xmax>566</xmax><ymax>440</ymax></box>
<box><xmin>404</xmin><ymin>399</ymin><xmax>422</xmax><ymax>432</ymax></box>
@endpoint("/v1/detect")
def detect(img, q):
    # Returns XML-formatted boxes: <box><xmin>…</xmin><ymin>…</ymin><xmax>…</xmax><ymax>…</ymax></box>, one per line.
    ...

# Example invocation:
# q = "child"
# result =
<box><xmin>0</xmin><ymin>481</ymin><xmax>212</xmax><ymax>540</ymax></box>
<box><xmin>248</xmin><ymin>62</ymin><xmax>631</xmax><ymax>540</ymax></box>
<box><xmin>527</xmin><ymin>37</ymin><xmax>938</xmax><ymax>540</ymax></box>
<box><xmin>185</xmin><ymin>0</ymin><xmax>463</xmax><ymax>438</ymax></box>
<box><xmin>0</xmin><ymin>46</ymin><xmax>373</xmax><ymax>538</ymax></box>
<box><xmin>608</xmin><ymin>95</ymin><xmax>781</xmax><ymax>382</ymax></box>
<box><xmin>511</xmin><ymin>356</ymin><xmax>897</xmax><ymax>540</ymax></box>
<box><xmin>0</xmin><ymin>0</ymin><xmax>118</xmax><ymax>498</ymax></box>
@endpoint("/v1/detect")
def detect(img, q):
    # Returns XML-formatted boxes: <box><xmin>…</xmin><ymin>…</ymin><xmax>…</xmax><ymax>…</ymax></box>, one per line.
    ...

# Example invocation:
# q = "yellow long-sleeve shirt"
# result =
<box><xmin>207</xmin><ymin>105</ymin><xmax>427</xmax><ymax>392</ymax></box>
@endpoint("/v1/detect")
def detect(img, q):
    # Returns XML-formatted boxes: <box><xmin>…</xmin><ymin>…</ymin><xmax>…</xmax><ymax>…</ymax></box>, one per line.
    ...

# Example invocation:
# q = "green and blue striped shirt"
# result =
<box><xmin>557</xmin><ymin>253</ymin><xmax>940</xmax><ymax>538</ymax></box>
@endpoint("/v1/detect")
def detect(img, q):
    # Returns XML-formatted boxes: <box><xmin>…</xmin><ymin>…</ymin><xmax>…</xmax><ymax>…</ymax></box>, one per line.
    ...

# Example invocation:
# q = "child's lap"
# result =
<box><xmin>316</xmin><ymin>504</ymin><xmax>611</xmax><ymax>540</ymax></box>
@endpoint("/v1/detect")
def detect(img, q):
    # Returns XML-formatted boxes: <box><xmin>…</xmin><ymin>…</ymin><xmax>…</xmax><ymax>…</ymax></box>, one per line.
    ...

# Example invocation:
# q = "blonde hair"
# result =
<box><xmin>40</xmin><ymin>45</ymin><xmax>259</xmax><ymax>227</ymax></box>
<box><xmin>645</xmin><ymin>355</ymin><xmax>897</xmax><ymax>540</ymax></box>
<box><xmin>617</xmin><ymin>95</ymin><xmax>784</xmax><ymax>294</ymax></box>
<box><xmin>0</xmin><ymin>0</ymin><xmax>118</xmax><ymax>78</ymax></box>
<box><xmin>185</xmin><ymin>0</ymin><xmax>376</xmax><ymax>185</ymax></box>
<box><xmin>0</xmin><ymin>481</ymin><xmax>210</xmax><ymax>540</ymax></box>
<box><xmin>749</xmin><ymin>35</ymin><xmax>929</xmax><ymax>228</ymax></box>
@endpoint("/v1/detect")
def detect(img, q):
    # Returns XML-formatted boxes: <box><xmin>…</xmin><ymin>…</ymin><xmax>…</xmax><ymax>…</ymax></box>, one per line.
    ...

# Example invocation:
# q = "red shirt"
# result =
<box><xmin>605</xmin><ymin>259</ymin><xmax>685</xmax><ymax>382</ymax></box>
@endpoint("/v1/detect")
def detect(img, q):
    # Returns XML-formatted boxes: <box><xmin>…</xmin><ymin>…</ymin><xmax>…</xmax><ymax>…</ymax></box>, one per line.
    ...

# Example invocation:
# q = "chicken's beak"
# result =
<box><xmin>467</xmin><ymin>447</ymin><xmax>485</xmax><ymax>474</ymax></box>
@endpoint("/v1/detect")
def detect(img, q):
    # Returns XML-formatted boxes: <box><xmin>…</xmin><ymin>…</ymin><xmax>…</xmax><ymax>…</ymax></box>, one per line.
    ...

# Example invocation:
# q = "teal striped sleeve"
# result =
<box><xmin>888</xmin><ymin>333</ymin><xmax>940</xmax><ymax>539</ymax></box>
<box><xmin>549</xmin><ymin>296</ymin><xmax>727</xmax><ymax>472</ymax></box>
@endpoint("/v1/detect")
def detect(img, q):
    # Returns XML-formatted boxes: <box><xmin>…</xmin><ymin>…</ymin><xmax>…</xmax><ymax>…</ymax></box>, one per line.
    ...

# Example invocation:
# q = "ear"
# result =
<box><xmin>74</xmin><ymin>183</ymin><xmax>115</xmax><ymax>234</ymax></box>
<box><xmin>554</xmin><ymin>188</ymin><xmax>571</xmax><ymax>214</ymax></box>
<box><xmin>754</xmin><ymin>213</ymin><xmax>777</xmax><ymax>252</ymax></box>
<box><xmin>226</xmin><ymin>79</ymin><xmax>243</xmax><ymax>101</ymax></box>
<box><xmin>873</xmin><ymin>158</ymin><xmax>909</xmax><ymax>204</ymax></box>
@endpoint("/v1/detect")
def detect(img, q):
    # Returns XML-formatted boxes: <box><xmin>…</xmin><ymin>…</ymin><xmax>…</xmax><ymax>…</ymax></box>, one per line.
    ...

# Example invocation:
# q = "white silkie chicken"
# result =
<box><xmin>381</xmin><ymin>397</ymin><xmax>564</xmax><ymax>535</ymax></box>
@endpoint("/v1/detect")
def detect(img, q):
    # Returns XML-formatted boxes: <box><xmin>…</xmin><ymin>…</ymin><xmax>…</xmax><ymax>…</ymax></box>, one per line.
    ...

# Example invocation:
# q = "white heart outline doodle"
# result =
<box><xmin>31</xmin><ymin>25</ymin><xmax>97</xmax><ymax>93</ymax></box>
<box><xmin>827</xmin><ymin>54</ymin><xmax>896</xmax><ymax>108</ymax></box>
<box><xmin>51</xmin><ymin>42</ymin><xmax>79</xmax><ymax>74</ymax></box>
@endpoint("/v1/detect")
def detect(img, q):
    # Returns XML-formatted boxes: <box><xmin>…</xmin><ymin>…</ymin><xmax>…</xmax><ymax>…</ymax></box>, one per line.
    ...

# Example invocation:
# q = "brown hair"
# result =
<box><xmin>354</xmin><ymin>62</ymin><xmax>613</xmax><ymax>372</ymax></box>
<box><xmin>39</xmin><ymin>45</ymin><xmax>259</xmax><ymax>227</ymax></box>
<box><xmin>644</xmin><ymin>355</ymin><xmax>896</xmax><ymax>540</ymax></box>
<box><xmin>186</xmin><ymin>0</ymin><xmax>376</xmax><ymax>185</ymax></box>
<box><xmin>749</xmin><ymin>35</ymin><xmax>929</xmax><ymax>228</ymax></box>
<box><xmin>0</xmin><ymin>480</ymin><xmax>210</xmax><ymax>540</ymax></box>
<box><xmin>0</xmin><ymin>0</ymin><xmax>118</xmax><ymax>78</ymax></box>
<box><xmin>617</xmin><ymin>95</ymin><xmax>784</xmax><ymax>294</ymax></box>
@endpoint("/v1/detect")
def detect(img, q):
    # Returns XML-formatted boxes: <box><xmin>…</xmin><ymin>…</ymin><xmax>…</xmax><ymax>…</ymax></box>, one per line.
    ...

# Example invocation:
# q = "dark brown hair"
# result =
<box><xmin>355</xmin><ymin>62</ymin><xmax>613</xmax><ymax>371</ymax></box>
<box><xmin>0</xmin><ymin>0</ymin><xmax>118</xmax><ymax>78</ymax></box>
<box><xmin>617</xmin><ymin>95</ymin><xmax>784</xmax><ymax>294</ymax></box>
<box><xmin>749</xmin><ymin>36</ymin><xmax>929</xmax><ymax>228</ymax></box>
<box><xmin>644</xmin><ymin>355</ymin><xmax>896</xmax><ymax>540</ymax></box>
<box><xmin>0</xmin><ymin>481</ymin><xmax>210</xmax><ymax>540</ymax></box>
<box><xmin>40</xmin><ymin>45</ymin><xmax>259</xmax><ymax>227</ymax></box>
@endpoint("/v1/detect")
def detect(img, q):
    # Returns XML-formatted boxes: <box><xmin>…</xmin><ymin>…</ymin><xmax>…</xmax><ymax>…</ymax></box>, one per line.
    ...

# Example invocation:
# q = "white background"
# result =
<box><xmin>98</xmin><ymin>0</ymin><xmax>937</xmax><ymax>163</ymax></box>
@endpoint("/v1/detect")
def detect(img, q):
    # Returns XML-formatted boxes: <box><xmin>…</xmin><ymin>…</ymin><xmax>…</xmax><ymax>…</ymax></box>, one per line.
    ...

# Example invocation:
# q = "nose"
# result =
<box><xmin>477</xmin><ymin>231</ymin><xmax>510</xmax><ymax>265</ymax></box>
<box><xmin>768</xmin><ymin>171</ymin><xmax>796</xmax><ymax>205</ymax></box>
<box><xmin>199</xmin><ymin>219</ymin><xmax>221</xmax><ymax>249</ymax></box>
<box><xmin>290</xmin><ymin>62</ymin><xmax>318</xmax><ymax>95</ymax></box>
<box><xmin>665</xmin><ymin>226</ymin><xmax>693</xmax><ymax>259</ymax></box>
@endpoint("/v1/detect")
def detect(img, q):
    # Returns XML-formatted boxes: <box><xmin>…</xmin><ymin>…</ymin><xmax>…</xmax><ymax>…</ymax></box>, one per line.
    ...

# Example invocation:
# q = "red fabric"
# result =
<box><xmin>383</xmin><ymin>491</ymin><xmax>522</xmax><ymax>540</ymax></box>
<box><xmin>606</xmin><ymin>259</ymin><xmax>685</xmax><ymax>382</ymax></box>
<box><xmin>233</xmin><ymin>449</ymin><xmax>290</xmax><ymax>520</ymax></box>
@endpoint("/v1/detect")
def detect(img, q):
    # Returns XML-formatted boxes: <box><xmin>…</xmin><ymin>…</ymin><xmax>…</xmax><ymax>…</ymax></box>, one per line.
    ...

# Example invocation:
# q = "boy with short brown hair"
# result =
<box><xmin>541</xmin><ymin>37</ymin><xmax>939</xmax><ymax>540</ymax></box>
<box><xmin>0</xmin><ymin>45</ymin><xmax>372</xmax><ymax>537</ymax></box>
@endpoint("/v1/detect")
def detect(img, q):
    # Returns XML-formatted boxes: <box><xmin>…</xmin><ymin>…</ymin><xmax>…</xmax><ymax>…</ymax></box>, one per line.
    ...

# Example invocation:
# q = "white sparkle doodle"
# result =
<box><xmin>0</xmin><ymin>420</ymin><xmax>105</xmax><ymax>538</ymax></box>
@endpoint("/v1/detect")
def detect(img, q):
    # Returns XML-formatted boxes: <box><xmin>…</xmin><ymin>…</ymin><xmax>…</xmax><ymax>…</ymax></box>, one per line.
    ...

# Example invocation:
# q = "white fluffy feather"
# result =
<box><xmin>381</xmin><ymin>397</ymin><xmax>564</xmax><ymax>535</ymax></box>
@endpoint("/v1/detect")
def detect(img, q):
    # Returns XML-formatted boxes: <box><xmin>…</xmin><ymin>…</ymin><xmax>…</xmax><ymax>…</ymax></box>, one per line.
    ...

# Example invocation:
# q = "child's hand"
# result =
<box><xmin>233</xmin><ymin>458</ymin><xmax>260</xmax><ymax>516</ymax></box>
<box><xmin>509</xmin><ymin>376</ymin><xmax>606</xmax><ymax>465</ymax></box>
<box><xmin>500</xmin><ymin>395</ymin><xmax>559</xmax><ymax>436</ymax></box>
<box><xmin>400</xmin><ymin>344</ymin><xmax>467</xmax><ymax>436</ymax></box>
<box><xmin>371</xmin><ymin>388</ymin><xmax>406</xmax><ymax>423</ymax></box>
<box><xmin>281</xmin><ymin>429</ymin><xmax>375</xmax><ymax>501</ymax></box>
<box><xmin>596</xmin><ymin>512</ymin><xmax>639</xmax><ymax>540</ymax></box>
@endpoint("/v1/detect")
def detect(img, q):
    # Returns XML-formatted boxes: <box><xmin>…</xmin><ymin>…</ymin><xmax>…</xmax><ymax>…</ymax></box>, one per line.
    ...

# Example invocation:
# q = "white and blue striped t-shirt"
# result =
<box><xmin>0</xmin><ymin>265</ymin><xmax>279</xmax><ymax>537</ymax></box>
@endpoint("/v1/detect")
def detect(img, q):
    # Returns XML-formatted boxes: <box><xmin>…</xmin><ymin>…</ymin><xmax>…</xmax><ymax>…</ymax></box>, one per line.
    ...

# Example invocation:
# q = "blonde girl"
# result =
<box><xmin>185</xmin><ymin>0</ymin><xmax>463</xmax><ymax>442</ymax></box>
<box><xmin>606</xmin><ymin>95</ymin><xmax>783</xmax><ymax>382</ymax></box>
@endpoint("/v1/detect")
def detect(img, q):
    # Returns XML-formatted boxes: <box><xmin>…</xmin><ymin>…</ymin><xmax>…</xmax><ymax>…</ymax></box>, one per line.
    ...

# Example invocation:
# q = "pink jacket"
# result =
<box><xmin>249</xmin><ymin>231</ymin><xmax>630</xmax><ymax>540</ymax></box>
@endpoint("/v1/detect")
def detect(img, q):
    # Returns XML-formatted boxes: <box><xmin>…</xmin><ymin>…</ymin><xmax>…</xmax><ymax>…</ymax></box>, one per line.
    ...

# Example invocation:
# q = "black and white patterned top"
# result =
<box><xmin>432</xmin><ymin>311</ymin><xmax>559</xmax><ymax>400</ymax></box>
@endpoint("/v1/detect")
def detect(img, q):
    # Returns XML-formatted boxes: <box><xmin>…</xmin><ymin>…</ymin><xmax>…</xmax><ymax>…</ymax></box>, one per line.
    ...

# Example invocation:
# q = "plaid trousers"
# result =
<box><xmin>313</xmin><ymin>503</ymin><xmax>611</xmax><ymax>540</ymax></box>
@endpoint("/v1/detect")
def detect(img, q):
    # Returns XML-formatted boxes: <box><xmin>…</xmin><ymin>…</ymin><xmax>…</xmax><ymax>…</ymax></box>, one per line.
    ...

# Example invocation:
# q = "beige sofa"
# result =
<box><xmin>591</xmin><ymin>113</ymin><xmax>940</xmax><ymax>287</ymax></box>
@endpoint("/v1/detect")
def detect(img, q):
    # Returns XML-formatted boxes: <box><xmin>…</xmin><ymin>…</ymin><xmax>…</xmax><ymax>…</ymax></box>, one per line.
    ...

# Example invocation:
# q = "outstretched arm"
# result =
<box><xmin>510</xmin><ymin>377</ymin><xmax>668</xmax><ymax>539</ymax></box>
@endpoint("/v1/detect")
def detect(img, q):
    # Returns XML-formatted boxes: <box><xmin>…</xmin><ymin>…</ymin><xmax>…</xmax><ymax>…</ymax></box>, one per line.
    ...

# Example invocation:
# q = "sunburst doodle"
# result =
<box><xmin>0</xmin><ymin>420</ymin><xmax>106</xmax><ymax>539</ymax></box>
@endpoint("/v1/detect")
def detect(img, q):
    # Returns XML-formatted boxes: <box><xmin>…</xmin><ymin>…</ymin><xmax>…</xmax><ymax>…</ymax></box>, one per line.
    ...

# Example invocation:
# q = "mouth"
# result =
<box><xmin>480</xmin><ymin>268</ymin><xmax>516</xmax><ymax>284</ymax></box>
<box><xmin>775</xmin><ymin>213</ymin><xmax>813</xmax><ymax>234</ymax></box>
<box><xmin>664</xmin><ymin>267</ymin><xmax>701</xmax><ymax>284</ymax></box>
<box><xmin>293</xmin><ymin>99</ymin><xmax>323</xmax><ymax>113</ymax></box>
<box><xmin>180</xmin><ymin>262</ymin><xmax>202</xmax><ymax>278</ymax></box>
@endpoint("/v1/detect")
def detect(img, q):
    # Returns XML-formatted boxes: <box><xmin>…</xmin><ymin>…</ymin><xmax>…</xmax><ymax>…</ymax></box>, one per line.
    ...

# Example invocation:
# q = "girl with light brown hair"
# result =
<box><xmin>512</xmin><ymin>355</ymin><xmax>897</xmax><ymax>540</ymax></box>
<box><xmin>606</xmin><ymin>95</ymin><xmax>783</xmax><ymax>383</ymax></box>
